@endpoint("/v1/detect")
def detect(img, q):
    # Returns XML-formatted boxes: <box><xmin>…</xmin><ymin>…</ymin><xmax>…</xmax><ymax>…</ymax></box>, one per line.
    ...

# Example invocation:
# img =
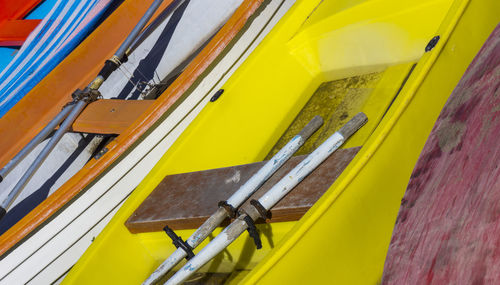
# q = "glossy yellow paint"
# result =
<box><xmin>243</xmin><ymin>0</ymin><xmax>500</xmax><ymax>284</ymax></box>
<box><xmin>63</xmin><ymin>0</ymin><xmax>499</xmax><ymax>283</ymax></box>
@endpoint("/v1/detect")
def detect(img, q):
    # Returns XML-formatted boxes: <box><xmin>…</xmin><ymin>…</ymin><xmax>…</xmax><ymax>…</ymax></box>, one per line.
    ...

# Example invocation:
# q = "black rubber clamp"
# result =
<box><xmin>120</xmin><ymin>53</ymin><xmax>128</xmax><ymax>64</ymax></box>
<box><xmin>242</xmin><ymin>215</ymin><xmax>262</xmax><ymax>249</ymax></box>
<box><xmin>163</xmin><ymin>225</ymin><xmax>195</xmax><ymax>260</ymax></box>
<box><xmin>71</xmin><ymin>88</ymin><xmax>102</xmax><ymax>103</ymax></box>
<box><xmin>98</xmin><ymin>60</ymin><xmax>119</xmax><ymax>80</ymax></box>
<box><xmin>250</xmin><ymin>199</ymin><xmax>271</xmax><ymax>220</ymax></box>
<box><xmin>218</xmin><ymin>200</ymin><xmax>237</xmax><ymax>218</ymax></box>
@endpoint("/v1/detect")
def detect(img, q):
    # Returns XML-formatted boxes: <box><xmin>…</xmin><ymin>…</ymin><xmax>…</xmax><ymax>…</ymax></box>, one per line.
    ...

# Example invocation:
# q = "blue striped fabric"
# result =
<box><xmin>0</xmin><ymin>0</ymin><xmax>113</xmax><ymax>117</ymax></box>
<box><xmin>0</xmin><ymin>48</ymin><xmax>16</xmax><ymax>71</ymax></box>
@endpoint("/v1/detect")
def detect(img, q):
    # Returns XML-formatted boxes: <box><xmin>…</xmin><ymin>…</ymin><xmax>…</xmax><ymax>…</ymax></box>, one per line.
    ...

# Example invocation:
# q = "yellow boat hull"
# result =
<box><xmin>63</xmin><ymin>0</ymin><xmax>500</xmax><ymax>283</ymax></box>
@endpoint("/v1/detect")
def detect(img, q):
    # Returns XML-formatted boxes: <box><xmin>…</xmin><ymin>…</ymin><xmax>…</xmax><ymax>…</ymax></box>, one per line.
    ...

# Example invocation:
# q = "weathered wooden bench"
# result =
<box><xmin>125</xmin><ymin>147</ymin><xmax>360</xmax><ymax>233</ymax></box>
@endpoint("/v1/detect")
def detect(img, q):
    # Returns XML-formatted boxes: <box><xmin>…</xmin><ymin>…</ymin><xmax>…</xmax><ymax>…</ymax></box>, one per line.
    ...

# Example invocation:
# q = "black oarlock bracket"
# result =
<box><xmin>163</xmin><ymin>225</ymin><xmax>195</xmax><ymax>260</ymax></box>
<box><xmin>210</xmin><ymin>89</ymin><xmax>224</xmax><ymax>102</ymax></box>
<box><xmin>218</xmin><ymin>200</ymin><xmax>237</xmax><ymax>218</ymax></box>
<box><xmin>250</xmin><ymin>199</ymin><xmax>271</xmax><ymax>220</ymax></box>
<box><xmin>242</xmin><ymin>215</ymin><xmax>262</xmax><ymax>249</ymax></box>
<box><xmin>425</xmin><ymin>36</ymin><xmax>440</xmax><ymax>52</ymax></box>
<box><xmin>71</xmin><ymin>88</ymin><xmax>102</xmax><ymax>103</ymax></box>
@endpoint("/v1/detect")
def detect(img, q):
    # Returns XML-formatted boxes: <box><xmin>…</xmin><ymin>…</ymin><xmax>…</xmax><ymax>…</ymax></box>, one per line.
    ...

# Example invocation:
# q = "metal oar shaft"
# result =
<box><xmin>165</xmin><ymin>113</ymin><xmax>368</xmax><ymax>285</ymax></box>
<box><xmin>0</xmin><ymin>105</ymin><xmax>74</xmax><ymax>182</ymax></box>
<box><xmin>0</xmin><ymin>0</ymin><xmax>168</xmax><ymax>182</ymax></box>
<box><xmin>115</xmin><ymin>0</ymin><xmax>166</xmax><ymax>59</ymax></box>
<box><xmin>90</xmin><ymin>0</ymin><xmax>169</xmax><ymax>90</ymax></box>
<box><xmin>143</xmin><ymin>116</ymin><xmax>324</xmax><ymax>284</ymax></box>
<box><xmin>127</xmin><ymin>0</ymin><xmax>185</xmax><ymax>56</ymax></box>
<box><xmin>0</xmin><ymin>101</ymin><xmax>87</xmax><ymax>214</ymax></box>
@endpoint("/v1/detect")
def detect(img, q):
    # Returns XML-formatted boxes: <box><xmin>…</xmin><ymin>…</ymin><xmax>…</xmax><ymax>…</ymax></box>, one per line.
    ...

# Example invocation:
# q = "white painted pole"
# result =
<box><xmin>165</xmin><ymin>113</ymin><xmax>367</xmax><ymax>285</ymax></box>
<box><xmin>143</xmin><ymin>116</ymin><xmax>324</xmax><ymax>284</ymax></box>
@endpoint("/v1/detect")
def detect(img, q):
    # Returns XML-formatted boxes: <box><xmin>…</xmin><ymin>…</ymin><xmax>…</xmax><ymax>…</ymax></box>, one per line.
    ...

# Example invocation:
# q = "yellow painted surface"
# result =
<box><xmin>63</xmin><ymin>0</ymin><xmax>500</xmax><ymax>283</ymax></box>
<box><xmin>244</xmin><ymin>0</ymin><xmax>500</xmax><ymax>284</ymax></box>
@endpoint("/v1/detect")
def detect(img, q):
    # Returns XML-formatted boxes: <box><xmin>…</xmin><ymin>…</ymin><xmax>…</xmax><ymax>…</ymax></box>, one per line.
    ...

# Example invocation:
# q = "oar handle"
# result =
<box><xmin>338</xmin><ymin>113</ymin><xmax>367</xmax><ymax>139</ymax></box>
<box><xmin>298</xmin><ymin>115</ymin><xmax>324</xmax><ymax>141</ymax></box>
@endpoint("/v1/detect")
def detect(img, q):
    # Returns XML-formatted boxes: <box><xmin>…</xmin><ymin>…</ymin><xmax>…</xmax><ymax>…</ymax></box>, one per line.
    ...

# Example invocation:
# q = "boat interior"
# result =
<box><xmin>60</xmin><ymin>0</ymin><xmax>499</xmax><ymax>283</ymax></box>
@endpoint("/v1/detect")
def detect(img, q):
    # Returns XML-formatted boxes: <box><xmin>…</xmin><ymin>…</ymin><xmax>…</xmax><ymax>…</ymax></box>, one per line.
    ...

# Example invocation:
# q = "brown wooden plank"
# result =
<box><xmin>125</xmin><ymin>147</ymin><xmax>360</xmax><ymax>233</ymax></box>
<box><xmin>382</xmin><ymin>24</ymin><xmax>500</xmax><ymax>284</ymax></box>
<box><xmin>70</xmin><ymin>99</ymin><xmax>154</xmax><ymax>134</ymax></box>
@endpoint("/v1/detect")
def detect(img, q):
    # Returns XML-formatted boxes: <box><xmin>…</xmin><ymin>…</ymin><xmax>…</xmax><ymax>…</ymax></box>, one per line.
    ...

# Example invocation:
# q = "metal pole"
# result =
<box><xmin>88</xmin><ymin>0</ymin><xmax>171</xmax><ymax>90</ymax></box>
<box><xmin>165</xmin><ymin>113</ymin><xmax>368</xmax><ymax>285</ymax></box>
<box><xmin>0</xmin><ymin>0</ymin><xmax>172</xmax><ymax>220</ymax></box>
<box><xmin>0</xmin><ymin>101</ymin><xmax>87</xmax><ymax>217</ymax></box>
<box><xmin>115</xmin><ymin>0</ymin><xmax>167</xmax><ymax>60</ymax></box>
<box><xmin>143</xmin><ymin>116</ymin><xmax>324</xmax><ymax>285</ymax></box>
<box><xmin>127</xmin><ymin>0</ymin><xmax>185</xmax><ymax>57</ymax></box>
<box><xmin>0</xmin><ymin>104</ymin><xmax>74</xmax><ymax>182</ymax></box>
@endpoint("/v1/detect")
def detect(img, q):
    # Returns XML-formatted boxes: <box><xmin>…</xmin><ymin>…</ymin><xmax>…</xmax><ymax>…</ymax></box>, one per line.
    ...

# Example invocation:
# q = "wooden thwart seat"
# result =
<box><xmin>70</xmin><ymin>99</ymin><xmax>154</xmax><ymax>134</ymax></box>
<box><xmin>125</xmin><ymin>147</ymin><xmax>360</xmax><ymax>233</ymax></box>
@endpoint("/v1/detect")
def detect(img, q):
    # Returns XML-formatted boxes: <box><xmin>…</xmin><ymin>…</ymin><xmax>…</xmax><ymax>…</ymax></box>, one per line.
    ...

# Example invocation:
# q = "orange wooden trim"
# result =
<box><xmin>71</xmin><ymin>99</ymin><xmax>155</xmax><ymax>134</ymax></box>
<box><xmin>0</xmin><ymin>19</ymin><xmax>41</xmax><ymax>46</ymax></box>
<box><xmin>0</xmin><ymin>0</ymin><xmax>263</xmax><ymax>256</ymax></box>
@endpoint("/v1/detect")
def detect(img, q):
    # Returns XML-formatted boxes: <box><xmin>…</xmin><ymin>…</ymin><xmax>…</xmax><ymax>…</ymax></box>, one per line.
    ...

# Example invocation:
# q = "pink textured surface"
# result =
<box><xmin>383</xmin><ymin>24</ymin><xmax>500</xmax><ymax>284</ymax></box>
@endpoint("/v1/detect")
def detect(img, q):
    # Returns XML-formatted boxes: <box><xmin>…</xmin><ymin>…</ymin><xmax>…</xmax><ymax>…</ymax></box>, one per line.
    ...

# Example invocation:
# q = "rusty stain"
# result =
<box><xmin>266</xmin><ymin>72</ymin><xmax>382</xmax><ymax>158</ymax></box>
<box><xmin>436</xmin><ymin>119</ymin><xmax>466</xmax><ymax>153</ymax></box>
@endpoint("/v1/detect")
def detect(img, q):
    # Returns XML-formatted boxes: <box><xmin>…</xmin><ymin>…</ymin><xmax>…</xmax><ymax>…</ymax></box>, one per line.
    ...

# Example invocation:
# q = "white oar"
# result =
<box><xmin>165</xmin><ymin>112</ymin><xmax>367</xmax><ymax>285</ymax></box>
<box><xmin>144</xmin><ymin>116</ymin><xmax>324</xmax><ymax>284</ymax></box>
